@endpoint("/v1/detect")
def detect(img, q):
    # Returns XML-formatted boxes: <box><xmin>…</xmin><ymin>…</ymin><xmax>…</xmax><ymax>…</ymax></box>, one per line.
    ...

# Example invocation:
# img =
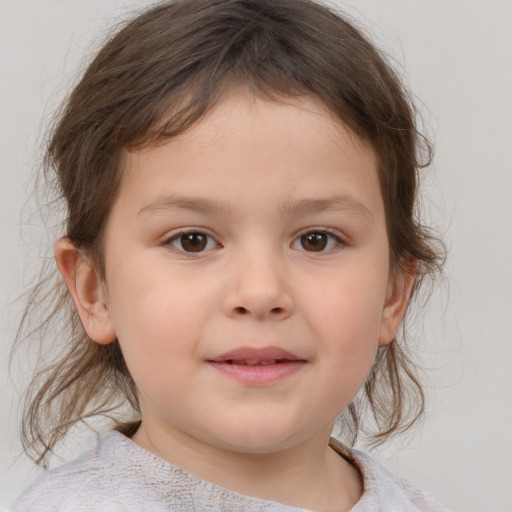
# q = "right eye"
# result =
<box><xmin>164</xmin><ymin>231</ymin><xmax>218</xmax><ymax>253</ymax></box>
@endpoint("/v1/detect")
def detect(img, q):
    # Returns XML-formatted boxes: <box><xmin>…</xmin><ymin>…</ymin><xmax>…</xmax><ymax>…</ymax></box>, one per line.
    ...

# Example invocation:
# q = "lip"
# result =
<box><xmin>207</xmin><ymin>346</ymin><xmax>306</xmax><ymax>386</ymax></box>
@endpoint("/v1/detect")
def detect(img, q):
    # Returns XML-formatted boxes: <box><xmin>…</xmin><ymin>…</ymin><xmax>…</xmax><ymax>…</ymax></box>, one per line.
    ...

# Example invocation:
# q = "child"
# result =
<box><xmin>11</xmin><ymin>0</ymin><xmax>448</xmax><ymax>510</ymax></box>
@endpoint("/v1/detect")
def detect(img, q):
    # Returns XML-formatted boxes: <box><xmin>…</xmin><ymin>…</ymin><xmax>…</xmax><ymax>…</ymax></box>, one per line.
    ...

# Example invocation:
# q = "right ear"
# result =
<box><xmin>54</xmin><ymin>238</ymin><xmax>116</xmax><ymax>344</ymax></box>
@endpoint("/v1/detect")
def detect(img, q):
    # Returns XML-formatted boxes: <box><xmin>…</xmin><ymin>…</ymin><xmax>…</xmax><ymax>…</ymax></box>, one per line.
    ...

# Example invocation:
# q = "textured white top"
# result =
<box><xmin>10</xmin><ymin>432</ymin><xmax>450</xmax><ymax>511</ymax></box>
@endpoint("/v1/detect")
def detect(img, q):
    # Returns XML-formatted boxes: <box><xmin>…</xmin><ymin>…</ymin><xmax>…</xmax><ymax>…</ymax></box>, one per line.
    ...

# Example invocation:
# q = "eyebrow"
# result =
<box><xmin>137</xmin><ymin>194</ymin><xmax>373</xmax><ymax>220</ymax></box>
<box><xmin>138</xmin><ymin>195</ymin><xmax>234</xmax><ymax>217</ymax></box>
<box><xmin>278</xmin><ymin>195</ymin><xmax>373</xmax><ymax>220</ymax></box>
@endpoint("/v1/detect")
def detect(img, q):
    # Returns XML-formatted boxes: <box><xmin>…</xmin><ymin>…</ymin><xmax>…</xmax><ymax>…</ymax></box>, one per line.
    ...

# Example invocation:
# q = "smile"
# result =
<box><xmin>207</xmin><ymin>347</ymin><xmax>306</xmax><ymax>385</ymax></box>
<box><xmin>226</xmin><ymin>359</ymin><xmax>288</xmax><ymax>366</ymax></box>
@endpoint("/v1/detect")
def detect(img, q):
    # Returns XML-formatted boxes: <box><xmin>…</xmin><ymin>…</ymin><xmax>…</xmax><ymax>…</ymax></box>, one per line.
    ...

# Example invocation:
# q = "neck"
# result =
<box><xmin>131</xmin><ymin>421</ymin><xmax>362</xmax><ymax>511</ymax></box>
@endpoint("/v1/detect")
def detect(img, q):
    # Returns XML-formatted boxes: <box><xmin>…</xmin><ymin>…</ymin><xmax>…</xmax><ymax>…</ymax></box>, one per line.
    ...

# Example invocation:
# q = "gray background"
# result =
<box><xmin>1</xmin><ymin>1</ymin><xmax>511</xmax><ymax>510</ymax></box>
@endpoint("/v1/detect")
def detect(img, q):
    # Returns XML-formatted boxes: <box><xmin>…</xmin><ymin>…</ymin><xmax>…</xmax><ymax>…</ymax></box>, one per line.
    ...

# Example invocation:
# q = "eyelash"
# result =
<box><xmin>163</xmin><ymin>230</ymin><xmax>219</xmax><ymax>253</ymax></box>
<box><xmin>291</xmin><ymin>228</ymin><xmax>345</xmax><ymax>253</ymax></box>
<box><xmin>162</xmin><ymin>228</ymin><xmax>345</xmax><ymax>254</ymax></box>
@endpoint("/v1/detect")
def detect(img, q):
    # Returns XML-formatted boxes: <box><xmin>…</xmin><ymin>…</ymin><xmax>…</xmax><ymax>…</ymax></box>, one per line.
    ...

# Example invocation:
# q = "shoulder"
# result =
<box><xmin>9</xmin><ymin>432</ymin><xmax>152</xmax><ymax>512</ymax></box>
<box><xmin>329</xmin><ymin>439</ymin><xmax>452</xmax><ymax>512</ymax></box>
<box><xmin>9</xmin><ymin>432</ymin><xmax>302</xmax><ymax>512</ymax></box>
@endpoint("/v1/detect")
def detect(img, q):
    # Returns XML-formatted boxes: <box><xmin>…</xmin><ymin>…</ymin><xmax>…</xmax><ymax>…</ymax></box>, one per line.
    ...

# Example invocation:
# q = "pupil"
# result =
<box><xmin>181</xmin><ymin>233</ymin><xmax>207</xmax><ymax>252</ymax></box>
<box><xmin>301</xmin><ymin>233</ymin><xmax>327</xmax><ymax>252</ymax></box>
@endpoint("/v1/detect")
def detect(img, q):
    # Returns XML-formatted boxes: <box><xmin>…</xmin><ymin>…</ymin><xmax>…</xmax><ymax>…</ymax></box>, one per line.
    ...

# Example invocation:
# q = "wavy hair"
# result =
<box><xmin>15</xmin><ymin>0</ymin><xmax>444</xmax><ymax>465</ymax></box>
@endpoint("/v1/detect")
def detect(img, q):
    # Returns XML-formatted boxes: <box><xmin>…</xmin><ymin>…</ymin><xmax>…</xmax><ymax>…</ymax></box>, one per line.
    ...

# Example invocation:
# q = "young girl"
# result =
<box><xmin>11</xmin><ymin>0</ymin><xmax>447</xmax><ymax>510</ymax></box>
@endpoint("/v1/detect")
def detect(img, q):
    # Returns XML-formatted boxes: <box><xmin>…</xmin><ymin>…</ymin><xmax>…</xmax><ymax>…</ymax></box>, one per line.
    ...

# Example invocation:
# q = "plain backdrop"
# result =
<box><xmin>1</xmin><ymin>1</ymin><xmax>511</xmax><ymax>511</ymax></box>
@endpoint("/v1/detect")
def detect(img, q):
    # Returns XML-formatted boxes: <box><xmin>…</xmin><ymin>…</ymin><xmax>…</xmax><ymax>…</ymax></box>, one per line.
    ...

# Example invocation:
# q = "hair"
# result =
<box><xmin>16</xmin><ymin>0</ymin><xmax>444</xmax><ymax>465</ymax></box>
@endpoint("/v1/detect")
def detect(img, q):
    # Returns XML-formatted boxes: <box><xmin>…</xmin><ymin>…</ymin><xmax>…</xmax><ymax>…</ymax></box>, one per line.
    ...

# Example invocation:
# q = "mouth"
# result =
<box><xmin>207</xmin><ymin>346</ymin><xmax>306</xmax><ymax>385</ymax></box>
<box><xmin>223</xmin><ymin>359</ymin><xmax>292</xmax><ymax>366</ymax></box>
<box><xmin>208</xmin><ymin>346</ymin><xmax>304</xmax><ymax>364</ymax></box>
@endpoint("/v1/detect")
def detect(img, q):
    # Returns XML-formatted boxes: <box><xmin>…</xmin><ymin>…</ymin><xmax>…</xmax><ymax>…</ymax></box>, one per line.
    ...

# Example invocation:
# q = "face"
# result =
<box><xmin>85</xmin><ymin>90</ymin><xmax>407</xmax><ymax>458</ymax></box>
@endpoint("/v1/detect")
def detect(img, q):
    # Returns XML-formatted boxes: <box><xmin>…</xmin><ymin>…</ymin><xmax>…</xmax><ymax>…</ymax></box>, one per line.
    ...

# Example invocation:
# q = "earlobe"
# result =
<box><xmin>378</xmin><ymin>262</ymin><xmax>417</xmax><ymax>347</ymax></box>
<box><xmin>54</xmin><ymin>238</ymin><xmax>116</xmax><ymax>345</ymax></box>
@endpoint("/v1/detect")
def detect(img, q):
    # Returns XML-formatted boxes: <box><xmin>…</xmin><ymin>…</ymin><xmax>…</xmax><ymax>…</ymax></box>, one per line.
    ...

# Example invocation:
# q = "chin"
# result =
<box><xmin>205</xmin><ymin>421</ymin><xmax>317</xmax><ymax>455</ymax></box>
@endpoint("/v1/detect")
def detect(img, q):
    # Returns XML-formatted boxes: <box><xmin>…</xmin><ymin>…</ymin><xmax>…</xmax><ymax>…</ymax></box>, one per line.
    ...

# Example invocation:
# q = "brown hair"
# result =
<box><xmin>17</xmin><ymin>0</ymin><xmax>444</xmax><ymax>465</ymax></box>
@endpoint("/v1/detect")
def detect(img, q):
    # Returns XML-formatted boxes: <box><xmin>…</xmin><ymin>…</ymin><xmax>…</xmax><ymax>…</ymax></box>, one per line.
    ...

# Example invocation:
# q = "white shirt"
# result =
<box><xmin>10</xmin><ymin>431</ymin><xmax>450</xmax><ymax>511</ymax></box>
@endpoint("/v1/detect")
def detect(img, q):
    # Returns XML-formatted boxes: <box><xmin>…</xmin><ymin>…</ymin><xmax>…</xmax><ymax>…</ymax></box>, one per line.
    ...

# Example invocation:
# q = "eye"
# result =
<box><xmin>291</xmin><ymin>230</ymin><xmax>343</xmax><ymax>252</ymax></box>
<box><xmin>166</xmin><ymin>231</ymin><xmax>218</xmax><ymax>253</ymax></box>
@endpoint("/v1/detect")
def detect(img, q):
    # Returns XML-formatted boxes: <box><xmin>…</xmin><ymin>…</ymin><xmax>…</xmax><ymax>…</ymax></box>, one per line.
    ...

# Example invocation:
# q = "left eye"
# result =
<box><xmin>291</xmin><ymin>231</ymin><xmax>342</xmax><ymax>252</ymax></box>
<box><xmin>166</xmin><ymin>232</ymin><xmax>218</xmax><ymax>253</ymax></box>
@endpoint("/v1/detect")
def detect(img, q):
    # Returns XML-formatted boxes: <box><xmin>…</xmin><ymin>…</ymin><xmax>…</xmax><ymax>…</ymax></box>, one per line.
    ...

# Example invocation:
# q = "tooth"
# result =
<box><xmin>227</xmin><ymin>359</ymin><xmax>279</xmax><ymax>366</ymax></box>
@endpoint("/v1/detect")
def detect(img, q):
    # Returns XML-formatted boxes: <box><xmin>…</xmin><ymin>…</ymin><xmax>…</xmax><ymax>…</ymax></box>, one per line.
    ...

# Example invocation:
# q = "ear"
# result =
<box><xmin>378</xmin><ymin>261</ymin><xmax>417</xmax><ymax>347</ymax></box>
<box><xmin>54</xmin><ymin>238</ymin><xmax>116</xmax><ymax>344</ymax></box>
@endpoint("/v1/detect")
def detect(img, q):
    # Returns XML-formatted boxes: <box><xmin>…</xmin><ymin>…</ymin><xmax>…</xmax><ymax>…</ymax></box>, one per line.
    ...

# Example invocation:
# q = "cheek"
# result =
<box><xmin>309</xmin><ymin>271</ymin><xmax>387</xmax><ymax>342</ymax></box>
<box><xmin>108</xmin><ymin>256</ymin><xmax>205</xmax><ymax>330</ymax></box>
<box><xmin>105</xmin><ymin>261</ymin><xmax>219</xmax><ymax>378</ymax></box>
<box><xmin>302</xmin><ymin>267</ymin><xmax>387</xmax><ymax>394</ymax></box>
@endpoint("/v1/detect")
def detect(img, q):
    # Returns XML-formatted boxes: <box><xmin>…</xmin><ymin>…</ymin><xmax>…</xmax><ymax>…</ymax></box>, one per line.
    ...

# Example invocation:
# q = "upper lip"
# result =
<box><xmin>208</xmin><ymin>346</ymin><xmax>304</xmax><ymax>363</ymax></box>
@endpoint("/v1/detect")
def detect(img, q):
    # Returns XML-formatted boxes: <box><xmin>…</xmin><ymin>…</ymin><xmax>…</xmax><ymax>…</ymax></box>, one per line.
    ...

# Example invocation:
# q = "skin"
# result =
<box><xmin>56</xmin><ymin>89</ymin><xmax>414</xmax><ymax>511</ymax></box>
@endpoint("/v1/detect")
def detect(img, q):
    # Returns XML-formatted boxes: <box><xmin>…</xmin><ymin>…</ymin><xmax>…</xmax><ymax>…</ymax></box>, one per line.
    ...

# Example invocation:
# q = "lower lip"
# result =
<box><xmin>207</xmin><ymin>361</ymin><xmax>305</xmax><ymax>385</ymax></box>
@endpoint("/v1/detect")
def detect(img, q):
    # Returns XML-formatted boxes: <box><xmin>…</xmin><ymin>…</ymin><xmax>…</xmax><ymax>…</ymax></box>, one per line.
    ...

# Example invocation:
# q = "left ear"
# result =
<box><xmin>378</xmin><ymin>260</ymin><xmax>417</xmax><ymax>347</ymax></box>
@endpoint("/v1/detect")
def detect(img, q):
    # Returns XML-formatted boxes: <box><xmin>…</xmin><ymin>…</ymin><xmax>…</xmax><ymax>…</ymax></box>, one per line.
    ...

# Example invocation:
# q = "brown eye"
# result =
<box><xmin>291</xmin><ymin>230</ymin><xmax>342</xmax><ymax>253</ymax></box>
<box><xmin>167</xmin><ymin>232</ymin><xmax>217</xmax><ymax>253</ymax></box>
<box><xmin>300</xmin><ymin>232</ymin><xmax>328</xmax><ymax>252</ymax></box>
<box><xmin>180</xmin><ymin>233</ymin><xmax>208</xmax><ymax>252</ymax></box>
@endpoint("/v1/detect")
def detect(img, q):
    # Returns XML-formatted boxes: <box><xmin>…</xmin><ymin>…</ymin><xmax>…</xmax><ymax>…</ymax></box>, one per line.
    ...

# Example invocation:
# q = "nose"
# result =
<box><xmin>221</xmin><ymin>250</ymin><xmax>294</xmax><ymax>321</ymax></box>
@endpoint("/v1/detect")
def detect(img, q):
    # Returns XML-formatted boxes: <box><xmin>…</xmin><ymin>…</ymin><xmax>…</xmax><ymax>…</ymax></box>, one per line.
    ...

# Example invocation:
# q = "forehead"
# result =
<box><xmin>117</xmin><ymin>89</ymin><xmax>382</xmax><ymax>218</ymax></box>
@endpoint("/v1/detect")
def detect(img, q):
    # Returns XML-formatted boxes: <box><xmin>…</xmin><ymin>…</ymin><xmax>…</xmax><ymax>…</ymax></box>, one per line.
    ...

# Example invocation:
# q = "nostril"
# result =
<box><xmin>270</xmin><ymin>307</ymin><xmax>284</xmax><ymax>315</ymax></box>
<box><xmin>235</xmin><ymin>306</ymin><xmax>248</xmax><ymax>315</ymax></box>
